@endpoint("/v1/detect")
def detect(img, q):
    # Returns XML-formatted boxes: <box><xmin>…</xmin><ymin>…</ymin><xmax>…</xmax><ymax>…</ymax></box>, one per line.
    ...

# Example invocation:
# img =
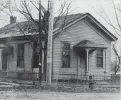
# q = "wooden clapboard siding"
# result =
<box><xmin>53</xmin><ymin>19</ymin><xmax>111</xmax><ymax>79</ymax></box>
<box><xmin>88</xmin><ymin>48</ymin><xmax>111</xmax><ymax>76</ymax></box>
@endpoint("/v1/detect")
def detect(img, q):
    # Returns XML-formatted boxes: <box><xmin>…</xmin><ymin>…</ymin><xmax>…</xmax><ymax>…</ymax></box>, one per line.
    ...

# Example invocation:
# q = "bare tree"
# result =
<box><xmin>0</xmin><ymin>0</ymin><xmax>72</xmax><ymax>82</ymax></box>
<box><xmin>93</xmin><ymin>0</ymin><xmax>121</xmax><ymax>74</ymax></box>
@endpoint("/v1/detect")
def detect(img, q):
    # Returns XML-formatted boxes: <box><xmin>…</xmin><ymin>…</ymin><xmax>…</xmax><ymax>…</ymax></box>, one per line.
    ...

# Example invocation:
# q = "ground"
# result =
<box><xmin>0</xmin><ymin>91</ymin><xmax>120</xmax><ymax>100</ymax></box>
<box><xmin>0</xmin><ymin>81</ymin><xmax>120</xmax><ymax>100</ymax></box>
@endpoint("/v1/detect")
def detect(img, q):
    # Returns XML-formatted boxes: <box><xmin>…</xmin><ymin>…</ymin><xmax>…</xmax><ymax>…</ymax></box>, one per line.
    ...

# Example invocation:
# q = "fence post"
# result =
<box><xmin>93</xmin><ymin>75</ymin><xmax>94</xmax><ymax>81</ymax></box>
<box><xmin>77</xmin><ymin>73</ymin><xmax>78</xmax><ymax>85</ymax></box>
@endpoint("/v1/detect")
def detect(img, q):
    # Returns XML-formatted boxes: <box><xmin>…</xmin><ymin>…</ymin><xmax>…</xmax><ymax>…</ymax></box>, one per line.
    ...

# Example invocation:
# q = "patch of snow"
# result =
<box><xmin>0</xmin><ymin>82</ymin><xmax>20</xmax><ymax>87</ymax></box>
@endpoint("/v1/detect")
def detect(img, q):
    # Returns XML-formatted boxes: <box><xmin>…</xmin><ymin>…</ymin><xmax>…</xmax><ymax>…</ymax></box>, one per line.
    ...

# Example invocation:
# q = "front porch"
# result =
<box><xmin>73</xmin><ymin>40</ymin><xmax>108</xmax><ymax>76</ymax></box>
<box><xmin>0</xmin><ymin>43</ymin><xmax>38</xmax><ymax>82</ymax></box>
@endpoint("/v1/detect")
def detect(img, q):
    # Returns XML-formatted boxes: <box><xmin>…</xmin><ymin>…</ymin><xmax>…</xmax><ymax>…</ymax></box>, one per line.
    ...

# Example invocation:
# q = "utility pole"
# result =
<box><xmin>38</xmin><ymin>0</ymin><xmax>42</xmax><ymax>83</ymax></box>
<box><xmin>46</xmin><ymin>0</ymin><xmax>54</xmax><ymax>84</ymax></box>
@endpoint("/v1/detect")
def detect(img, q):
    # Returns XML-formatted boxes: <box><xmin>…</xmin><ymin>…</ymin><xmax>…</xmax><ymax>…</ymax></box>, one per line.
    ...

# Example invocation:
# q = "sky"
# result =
<box><xmin>0</xmin><ymin>0</ymin><xmax>120</xmax><ymax>55</ymax></box>
<box><xmin>0</xmin><ymin>0</ymin><xmax>120</xmax><ymax>35</ymax></box>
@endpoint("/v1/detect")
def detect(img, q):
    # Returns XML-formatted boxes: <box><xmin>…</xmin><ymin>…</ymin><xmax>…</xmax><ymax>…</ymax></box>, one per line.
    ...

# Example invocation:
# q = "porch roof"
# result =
<box><xmin>73</xmin><ymin>40</ymin><xmax>107</xmax><ymax>49</ymax></box>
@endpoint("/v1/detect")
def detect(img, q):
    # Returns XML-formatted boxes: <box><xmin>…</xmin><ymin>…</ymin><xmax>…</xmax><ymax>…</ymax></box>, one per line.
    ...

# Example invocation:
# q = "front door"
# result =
<box><xmin>76</xmin><ymin>49</ymin><xmax>86</xmax><ymax>76</ymax></box>
<box><xmin>78</xmin><ymin>49</ymin><xmax>86</xmax><ymax>68</ymax></box>
<box><xmin>2</xmin><ymin>54</ymin><xmax>7</xmax><ymax>71</ymax></box>
<box><xmin>79</xmin><ymin>50</ymin><xmax>86</xmax><ymax>74</ymax></box>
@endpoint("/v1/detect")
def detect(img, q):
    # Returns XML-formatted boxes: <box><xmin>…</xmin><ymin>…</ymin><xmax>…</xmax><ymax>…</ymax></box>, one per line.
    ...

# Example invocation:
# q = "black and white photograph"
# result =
<box><xmin>0</xmin><ymin>0</ymin><xmax>120</xmax><ymax>100</ymax></box>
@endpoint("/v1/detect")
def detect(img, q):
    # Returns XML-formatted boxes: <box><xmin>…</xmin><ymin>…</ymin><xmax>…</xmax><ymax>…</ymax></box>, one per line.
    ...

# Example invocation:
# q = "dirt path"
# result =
<box><xmin>0</xmin><ymin>91</ymin><xmax>120</xmax><ymax>100</ymax></box>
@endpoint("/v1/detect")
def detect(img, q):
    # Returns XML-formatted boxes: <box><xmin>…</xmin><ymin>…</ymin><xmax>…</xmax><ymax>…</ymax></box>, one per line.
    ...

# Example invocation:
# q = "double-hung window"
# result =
<box><xmin>97</xmin><ymin>49</ymin><xmax>103</xmax><ymax>68</ymax></box>
<box><xmin>62</xmin><ymin>42</ymin><xmax>71</xmax><ymax>68</ymax></box>
<box><xmin>17</xmin><ymin>44</ymin><xmax>24</xmax><ymax>68</ymax></box>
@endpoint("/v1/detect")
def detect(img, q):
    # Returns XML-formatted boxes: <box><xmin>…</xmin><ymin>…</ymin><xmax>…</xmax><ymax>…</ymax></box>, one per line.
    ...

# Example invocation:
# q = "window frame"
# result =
<box><xmin>61</xmin><ymin>41</ymin><xmax>71</xmax><ymax>68</ymax></box>
<box><xmin>96</xmin><ymin>49</ymin><xmax>103</xmax><ymax>68</ymax></box>
<box><xmin>17</xmin><ymin>43</ymin><xmax>24</xmax><ymax>68</ymax></box>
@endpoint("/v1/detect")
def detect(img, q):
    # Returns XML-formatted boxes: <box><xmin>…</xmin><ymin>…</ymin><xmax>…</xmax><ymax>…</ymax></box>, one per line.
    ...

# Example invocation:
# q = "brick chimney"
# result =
<box><xmin>10</xmin><ymin>16</ymin><xmax>16</xmax><ymax>24</ymax></box>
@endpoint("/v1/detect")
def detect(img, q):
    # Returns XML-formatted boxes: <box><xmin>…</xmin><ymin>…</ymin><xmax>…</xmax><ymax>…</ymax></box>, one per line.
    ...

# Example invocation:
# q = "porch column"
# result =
<box><xmin>77</xmin><ymin>55</ymin><xmax>79</xmax><ymax>80</ymax></box>
<box><xmin>84</xmin><ymin>48</ymin><xmax>90</xmax><ymax>73</ymax></box>
<box><xmin>104</xmin><ymin>49</ymin><xmax>107</xmax><ymax>74</ymax></box>
<box><xmin>41</xmin><ymin>41</ymin><xmax>45</xmax><ymax>81</ymax></box>
<box><xmin>0</xmin><ymin>49</ymin><xmax>3</xmax><ymax>70</ymax></box>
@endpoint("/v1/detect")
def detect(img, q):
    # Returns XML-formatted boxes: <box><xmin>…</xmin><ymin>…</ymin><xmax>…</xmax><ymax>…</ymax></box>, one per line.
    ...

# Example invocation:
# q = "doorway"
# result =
<box><xmin>79</xmin><ymin>49</ymin><xmax>86</xmax><ymax>68</ymax></box>
<box><xmin>76</xmin><ymin>49</ymin><xmax>86</xmax><ymax>68</ymax></box>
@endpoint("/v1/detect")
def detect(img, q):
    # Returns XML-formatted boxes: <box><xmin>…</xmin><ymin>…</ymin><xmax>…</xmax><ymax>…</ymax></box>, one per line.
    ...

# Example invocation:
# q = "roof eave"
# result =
<box><xmin>86</xmin><ymin>13</ymin><xmax>118</xmax><ymax>41</ymax></box>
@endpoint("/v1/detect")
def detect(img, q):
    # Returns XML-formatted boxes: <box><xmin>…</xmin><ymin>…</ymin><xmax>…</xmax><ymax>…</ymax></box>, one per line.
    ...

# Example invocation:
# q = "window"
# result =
<box><xmin>17</xmin><ymin>44</ymin><xmax>24</xmax><ymax>68</ymax></box>
<box><xmin>62</xmin><ymin>42</ymin><xmax>70</xmax><ymax>68</ymax></box>
<box><xmin>33</xmin><ymin>54</ymin><xmax>39</xmax><ymax>68</ymax></box>
<box><xmin>97</xmin><ymin>49</ymin><xmax>103</xmax><ymax>68</ymax></box>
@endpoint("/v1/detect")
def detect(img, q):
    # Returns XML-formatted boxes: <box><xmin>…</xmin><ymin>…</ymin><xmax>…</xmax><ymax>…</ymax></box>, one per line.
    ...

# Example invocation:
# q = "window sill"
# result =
<box><xmin>61</xmin><ymin>67</ymin><xmax>71</xmax><ymax>68</ymax></box>
<box><xmin>97</xmin><ymin>67</ymin><xmax>103</xmax><ymax>69</ymax></box>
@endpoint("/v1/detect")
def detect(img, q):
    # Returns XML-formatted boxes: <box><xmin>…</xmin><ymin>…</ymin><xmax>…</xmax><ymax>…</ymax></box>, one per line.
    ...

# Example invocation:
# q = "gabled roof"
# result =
<box><xmin>74</xmin><ymin>40</ymin><xmax>107</xmax><ymax>48</ymax></box>
<box><xmin>54</xmin><ymin>13</ymin><xmax>117</xmax><ymax>41</ymax></box>
<box><xmin>54</xmin><ymin>13</ymin><xmax>84</xmax><ymax>29</ymax></box>
<box><xmin>0</xmin><ymin>13</ymin><xmax>117</xmax><ymax>41</ymax></box>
